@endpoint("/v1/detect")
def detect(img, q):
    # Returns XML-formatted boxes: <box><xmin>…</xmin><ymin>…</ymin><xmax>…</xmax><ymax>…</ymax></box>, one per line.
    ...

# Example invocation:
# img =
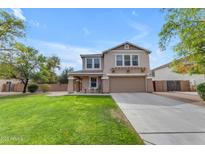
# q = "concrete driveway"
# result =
<box><xmin>111</xmin><ymin>93</ymin><xmax>205</xmax><ymax>145</ymax></box>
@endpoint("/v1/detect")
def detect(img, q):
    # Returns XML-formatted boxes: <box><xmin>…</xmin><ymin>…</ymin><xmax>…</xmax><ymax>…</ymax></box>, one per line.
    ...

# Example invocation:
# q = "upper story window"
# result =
<box><xmin>124</xmin><ymin>55</ymin><xmax>131</xmax><ymax>66</ymax></box>
<box><xmin>94</xmin><ymin>58</ymin><xmax>100</xmax><ymax>69</ymax></box>
<box><xmin>115</xmin><ymin>54</ymin><xmax>139</xmax><ymax>67</ymax></box>
<box><xmin>86</xmin><ymin>58</ymin><xmax>101</xmax><ymax>69</ymax></box>
<box><xmin>132</xmin><ymin>55</ymin><xmax>138</xmax><ymax>66</ymax></box>
<box><xmin>116</xmin><ymin>55</ymin><xmax>123</xmax><ymax>66</ymax></box>
<box><xmin>86</xmin><ymin>58</ymin><xmax>93</xmax><ymax>69</ymax></box>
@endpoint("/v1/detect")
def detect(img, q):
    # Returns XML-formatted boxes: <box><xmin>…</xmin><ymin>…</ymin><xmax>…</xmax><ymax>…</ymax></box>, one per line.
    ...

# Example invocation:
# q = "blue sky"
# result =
<box><xmin>9</xmin><ymin>8</ymin><xmax>176</xmax><ymax>72</ymax></box>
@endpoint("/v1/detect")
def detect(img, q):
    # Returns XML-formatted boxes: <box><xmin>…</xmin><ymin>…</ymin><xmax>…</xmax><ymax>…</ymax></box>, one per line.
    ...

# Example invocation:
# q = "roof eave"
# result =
<box><xmin>102</xmin><ymin>41</ymin><xmax>151</xmax><ymax>54</ymax></box>
<box><xmin>80</xmin><ymin>54</ymin><xmax>103</xmax><ymax>58</ymax></box>
<box><xmin>68</xmin><ymin>72</ymin><xmax>104</xmax><ymax>76</ymax></box>
<box><xmin>152</xmin><ymin>62</ymin><xmax>172</xmax><ymax>71</ymax></box>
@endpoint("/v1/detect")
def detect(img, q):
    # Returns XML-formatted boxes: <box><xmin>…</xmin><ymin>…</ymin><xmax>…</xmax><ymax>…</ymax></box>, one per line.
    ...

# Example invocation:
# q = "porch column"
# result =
<box><xmin>101</xmin><ymin>76</ymin><xmax>109</xmax><ymax>93</ymax></box>
<box><xmin>68</xmin><ymin>76</ymin><xmax>75</xmax><ymax>93</ymax></box>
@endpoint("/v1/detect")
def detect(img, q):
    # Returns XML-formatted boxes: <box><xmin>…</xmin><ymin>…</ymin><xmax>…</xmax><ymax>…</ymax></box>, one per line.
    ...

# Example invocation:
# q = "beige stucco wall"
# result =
<box><xmin>81</xmin><ymin>76</ymin><xmax>89</xmax><ymax>93</ymax></box>
<box><xmin>146</xmin><ymin>78</ymin><xmax>153</xmax><ymax>92</ymax></box>
<box><xmin>153</xmin><ymin>66</ymin><xmax>205</xmax><ymax>85</ymax></box>
<box><xmin>68</xmin><ymin>78</ymin><xmax>74</xmax><ymax>93</ymax></box>
<box><xmin>102</xmin><ymin>78</ymin><xmax>109</xmax><ymax>93</ymax></box>
<box><xmin>103</xmin><ymin>49</ymin><xmax>150</xmax><ymax>75</ymax></box>
<box><xmin>82</xmin><ymin>57</ymin><xmax>104</xmax><ymax>70</ymax></box>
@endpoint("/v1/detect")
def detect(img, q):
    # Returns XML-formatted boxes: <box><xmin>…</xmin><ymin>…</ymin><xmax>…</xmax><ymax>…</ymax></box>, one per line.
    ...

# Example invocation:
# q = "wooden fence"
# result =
<box><xmin>153</xmin><ymin>80</ymin><xmax>191</xmax><ymax>92</ymax></box>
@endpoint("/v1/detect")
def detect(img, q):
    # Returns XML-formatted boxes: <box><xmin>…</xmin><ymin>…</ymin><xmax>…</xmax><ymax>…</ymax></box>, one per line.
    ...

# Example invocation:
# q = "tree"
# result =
<box><xmin>45</xmin><ymin>56</ymin><xmax>61</xmax><ymax>83</ymax></box>
<box><xmin>33</xmin><ymin>56</ymin><xmax>61</xmax><ymax>84</ymax></box>
<box><xmin>58</xmin><ymin>67</ymin><xmax>74</xmax><ymax>84</ymax></box>
<box><xmin>159</xmin><ymin>8</ymin><xmax>205</xmax><ymax>74</ymax></box>
<box><xmin>0</xmin><ymin>10</ymin><xmax>61</xmax><ymax>92</ymax></box>
<box><xmin>0</xmin><ymin>9</ymin><xmax>25</xmax><ymax>50</ymax></box>
<box><xmin>0</xmin><ymin>43</ymin><xmax>45</xmax><ymax>93</ymax></box>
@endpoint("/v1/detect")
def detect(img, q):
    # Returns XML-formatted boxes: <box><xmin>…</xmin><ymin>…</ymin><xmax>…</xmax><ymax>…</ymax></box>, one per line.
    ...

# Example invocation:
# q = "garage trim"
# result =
<box><xmin>107</xmin><ymin>73</ymin><xmax>146</xmax><ymax>76</ymax></box>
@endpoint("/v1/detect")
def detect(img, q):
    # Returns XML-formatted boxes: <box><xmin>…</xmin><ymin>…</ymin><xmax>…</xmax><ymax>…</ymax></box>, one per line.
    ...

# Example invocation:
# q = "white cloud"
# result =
<box><xmin>132</xmin><ymin>11</ymin><xmax>138</xmax><ymax>17</ymax></box>
<box><xmin>30</xmin><ymin>20</ymin><xmax>40</xmax><ymax>28</ymax></box>
<box><xmin>82</xmin><ymin>27</ymin><xmax>91</xmax><ymax>36</ymax></box>
<box><xmin>156</xmin><ymin>48</ymin><xmax>164</xmax><ymax>56</ymax></box>
<box><xmin>11</xmin><ymin>8</ymin><xmax>26</xmax><ymax>21</ymax></box>
<box><xmin>28</xmin><ymin>39</ymin><xmax>96</xmax><ymax>71</ymax></box>
<box><xmin>128</xmin><ymin>20</ymin><xmax>151</xmax><ymax>41</ymax></box>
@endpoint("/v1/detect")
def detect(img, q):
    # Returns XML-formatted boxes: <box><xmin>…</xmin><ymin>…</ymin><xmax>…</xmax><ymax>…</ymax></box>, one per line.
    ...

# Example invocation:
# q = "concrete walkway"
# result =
<box><xmin>47</xmin><ymin>91</ymin><xmax>110</xmax><ymax>96</ymax></box>
<box><xmin>47</xmin><ymin>91</ymin><xmax>69</xmax><ymax>96</ymax></box>
<box><xmin>111</xmin><ymin>93</ymin><xmax>205</xmax><ymax>145</ymax></box>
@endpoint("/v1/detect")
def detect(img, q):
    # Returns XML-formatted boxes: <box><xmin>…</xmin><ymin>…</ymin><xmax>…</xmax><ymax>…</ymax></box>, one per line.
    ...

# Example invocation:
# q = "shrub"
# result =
<box><xmin>40</xmin><ymin>84</ymin><xmax>50</xmax><ymax>92</ymax></box>
<box><xmin>28</xmin><ymin>84</ymin><xmax>39</xmax><ymax>93</ymax></box>
<box><xmin>197</xmin><ymin>82</ymin><xmax>205</xmax><ymax>101</ymax></box>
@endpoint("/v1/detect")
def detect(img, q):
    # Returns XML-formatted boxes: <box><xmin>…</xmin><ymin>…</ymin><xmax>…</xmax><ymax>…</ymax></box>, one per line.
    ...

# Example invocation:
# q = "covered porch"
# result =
<box><xmin>67</xmin><ymin>71</ymin><xmax>106</xmax><ymax>93</ymax></box>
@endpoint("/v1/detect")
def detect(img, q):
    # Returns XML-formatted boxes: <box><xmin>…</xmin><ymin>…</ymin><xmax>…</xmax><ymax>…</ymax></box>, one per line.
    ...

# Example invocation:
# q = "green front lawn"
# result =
<box><xmin>0</xmin><ymin>95</ymin><xmax>143</xmax><ymax>144</ymax></box>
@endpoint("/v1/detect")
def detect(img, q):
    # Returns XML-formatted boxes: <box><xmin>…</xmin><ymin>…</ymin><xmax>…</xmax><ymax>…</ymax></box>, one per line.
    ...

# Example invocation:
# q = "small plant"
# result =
<box><xmin>111</xmin><ymin>68</ymin><xmax>115</xmax><ymax>73</ymax></box>
<box><xmin>40</xmin><ymin>84</ymin><xmax>50</xmax><ymax>92</ymax></box>
<box><xmin>140</xmin><ymin>67</ymin><xmax>146</xmax><ymax>73</ymax></box>
<box><xmin>197</xmin><ymin>82</ymin><xmax>205</xmax><ymax>101</ymax></box>
<box><xmin>28</xmin><ymin>84</ymin><xmax>39</xmax><ymax>93</ymax></box>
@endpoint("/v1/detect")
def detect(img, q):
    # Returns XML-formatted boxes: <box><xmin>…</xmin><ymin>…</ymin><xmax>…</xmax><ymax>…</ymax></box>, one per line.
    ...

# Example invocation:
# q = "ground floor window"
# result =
<box><xmin>90</xmin><ymin>77</ymin><xmax>98</xmax><ymax>88</ymax></box>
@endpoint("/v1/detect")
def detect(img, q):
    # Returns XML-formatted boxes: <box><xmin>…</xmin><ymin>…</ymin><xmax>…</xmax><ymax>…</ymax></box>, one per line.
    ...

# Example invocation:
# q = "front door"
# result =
<box><xmin>75</xmin><ymin>80</ymin><xmax>81</xmax><ymax>92</ymax></box>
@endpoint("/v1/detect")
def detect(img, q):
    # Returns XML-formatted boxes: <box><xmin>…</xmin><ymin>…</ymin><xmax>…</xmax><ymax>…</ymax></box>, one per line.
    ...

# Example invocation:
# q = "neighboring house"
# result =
<box><xmin>152</xmin><ymin>62</ymin><xmax>205</xmax><ymax>91</ymax></box>
<box><xmin>0</xmin><ymin>79</ymin><xmax>21</xmax><ymax>92</ymax></box>
<box><xmin>68</xmin><ymin>42</ymin><xmax>153</xmax><ymax>93</ymax></box>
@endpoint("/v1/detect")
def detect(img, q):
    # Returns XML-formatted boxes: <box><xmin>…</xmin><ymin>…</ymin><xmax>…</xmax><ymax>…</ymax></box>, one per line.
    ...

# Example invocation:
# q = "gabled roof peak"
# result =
<box><xmin>102</xmin><ymin>41</ymin><xmax>151</xmax><ymax>54</ymax></box>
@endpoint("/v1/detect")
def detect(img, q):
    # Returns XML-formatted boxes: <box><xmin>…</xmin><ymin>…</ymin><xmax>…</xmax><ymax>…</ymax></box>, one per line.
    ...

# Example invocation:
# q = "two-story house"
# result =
<box><xmin>67</xmin><ymin>42</ymin><xmax>153</xmax><ymax>93</ymax></box>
